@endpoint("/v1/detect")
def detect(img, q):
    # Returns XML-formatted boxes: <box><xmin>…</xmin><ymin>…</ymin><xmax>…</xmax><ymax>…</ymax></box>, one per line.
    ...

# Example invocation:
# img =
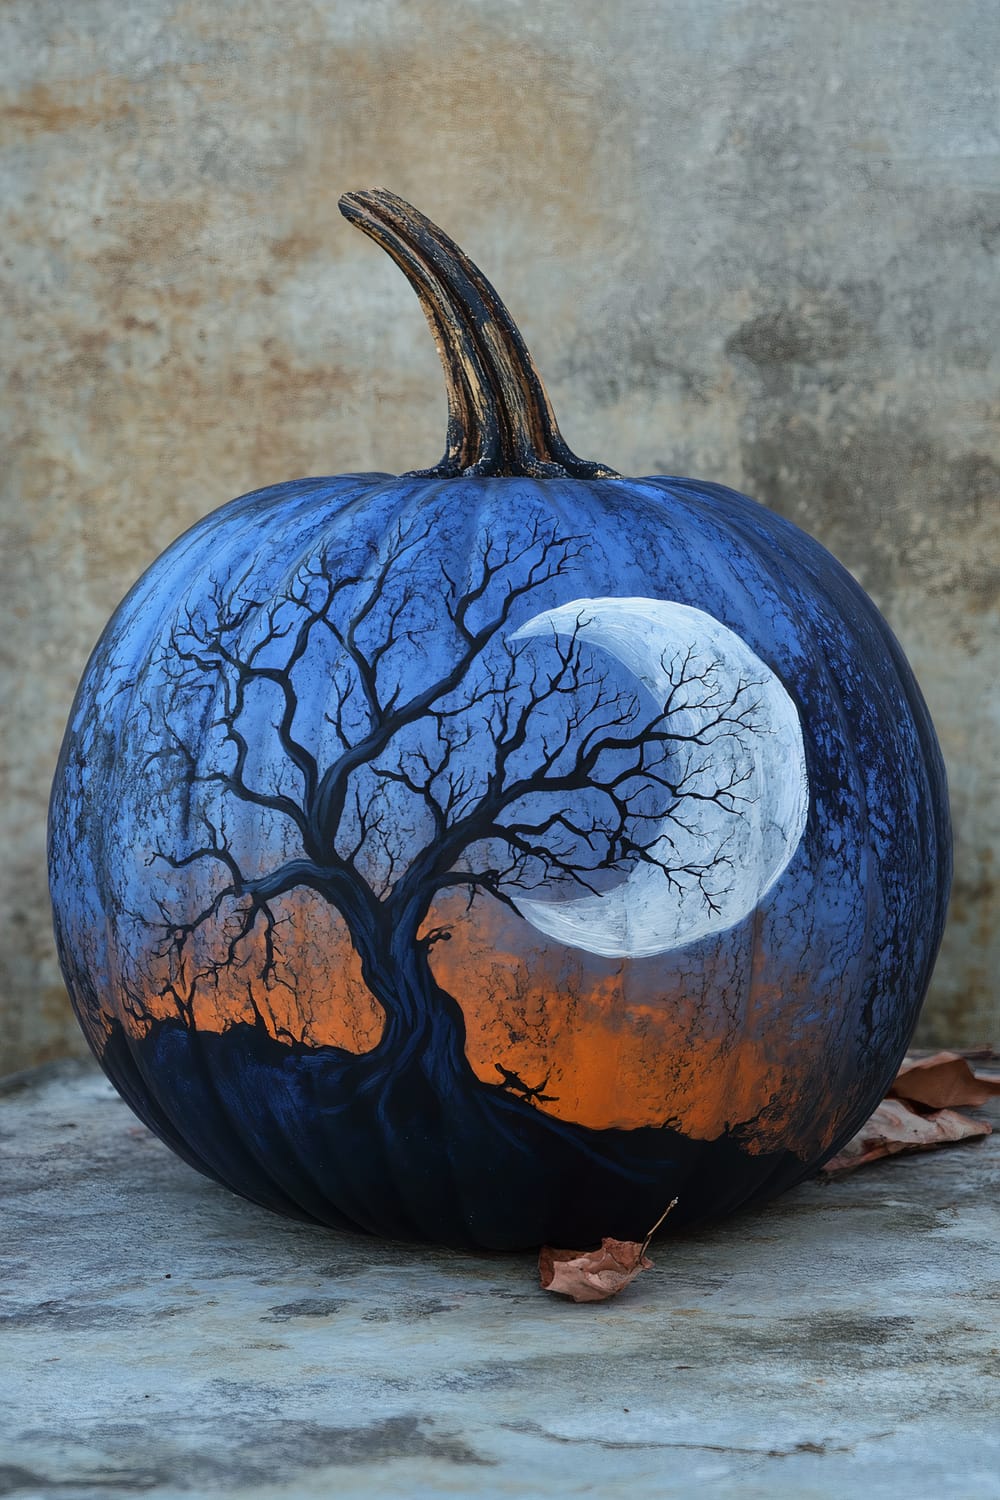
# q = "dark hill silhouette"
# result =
<box><xmin>100</xmin><ymin>1017</ymin><xmax>806</xmax><ymax>1249</ymax></box>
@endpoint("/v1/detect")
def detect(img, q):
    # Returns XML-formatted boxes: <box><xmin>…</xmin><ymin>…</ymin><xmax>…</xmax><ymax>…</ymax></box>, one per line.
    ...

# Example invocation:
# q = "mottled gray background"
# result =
<box><xmin>3</xmin><ymin>0</ymin><xmax>998</xmax><ymax>1072</ymax></box>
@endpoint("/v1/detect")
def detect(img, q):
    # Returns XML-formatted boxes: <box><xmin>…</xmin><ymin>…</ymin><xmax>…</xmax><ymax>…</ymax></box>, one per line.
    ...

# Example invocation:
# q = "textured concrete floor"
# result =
<box><xmin>2</xmin><ymin>1060</ymin><xmax>998</xmax><ymax>1499</ymax></box>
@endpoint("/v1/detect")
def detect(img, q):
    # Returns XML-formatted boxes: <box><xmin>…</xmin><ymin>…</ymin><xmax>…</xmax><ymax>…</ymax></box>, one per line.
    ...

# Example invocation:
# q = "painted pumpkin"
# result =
<box><xmin>49</xmin><ymin>190</ymin><xmax>951</xmax><ymax>1250</ymax></box>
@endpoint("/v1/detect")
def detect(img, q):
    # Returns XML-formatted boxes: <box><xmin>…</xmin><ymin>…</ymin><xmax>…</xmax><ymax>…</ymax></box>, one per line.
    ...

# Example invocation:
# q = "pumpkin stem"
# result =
<box><xmin>339</xmin><ymin>189</ymin><xmax>619</xmax><ymax>480</ymax></box>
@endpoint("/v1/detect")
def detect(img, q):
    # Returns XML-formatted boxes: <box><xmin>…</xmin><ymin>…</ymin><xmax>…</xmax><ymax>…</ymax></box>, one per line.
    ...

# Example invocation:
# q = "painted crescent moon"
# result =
<box><xmin>507</xmin><ymin>597</ymin><xmax>809</xmax><ymax>957</ymax></box>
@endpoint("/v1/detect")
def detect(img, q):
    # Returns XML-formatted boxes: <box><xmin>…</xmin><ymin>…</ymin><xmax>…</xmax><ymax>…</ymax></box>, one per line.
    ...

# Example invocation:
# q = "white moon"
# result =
<box><xmin>506</xmin><ymin>597</ymin><xmax>809</xmax><ymax>957</ymax></box>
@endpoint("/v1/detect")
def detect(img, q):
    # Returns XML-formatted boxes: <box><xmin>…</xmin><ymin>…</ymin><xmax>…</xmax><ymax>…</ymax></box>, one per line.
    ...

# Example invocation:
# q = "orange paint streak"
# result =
<box><xmin>123</xmin><ymin>888</ymin><xmax>384</xmax><ymax>1053</ymax></box>
<box><xmin>117</xmin><ymin>880</ymin><xmax>847</xmax><ymax>1161</ymax></box>
<box><xmin>426</xmin><ymin>891</ymin><xmax>835</xmax><ymax>1154</ymax></box>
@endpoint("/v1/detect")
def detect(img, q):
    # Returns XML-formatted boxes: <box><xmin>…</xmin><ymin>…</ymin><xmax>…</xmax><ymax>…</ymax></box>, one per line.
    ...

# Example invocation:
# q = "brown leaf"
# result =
<box><xmin>890</xmin><ymin>1051</ymin><xmax>1000</xmax><ymax>1110</ymax></box>
<box><xmin>539</xmin><ymin>1238</ymin><xmax>653</xmax><ymax>1303</ymax></box>
<box><xmin>821</xmin><ymin>1097</ymin><xmax>991</xmax><ymax>1175</ymax></box>
<box><xmin>539</xmin><ymin>1198</ymin><xmax>678</xmax><ymax>1304</ymax></box>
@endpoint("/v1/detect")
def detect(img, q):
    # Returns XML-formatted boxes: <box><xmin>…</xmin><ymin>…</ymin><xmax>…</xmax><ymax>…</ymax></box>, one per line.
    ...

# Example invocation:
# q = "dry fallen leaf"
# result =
<box><xmin>889</xmin><ymin>1051</ymin><xmax>1000</xmax><ymax>1110</ymax></box>
<box><xmin>822</xmin><ymin>1097</ymin><xmax>992</xmax><ymax>1175</ymax></box>
<box><xmin>539</xmin><ymin>1237</ymin><xmax>654</xmax><ymax>1303</ymax></box>
<box><xmin>820</xmin><ymin>1048</ymin><xmax>998</xmax><ymax>1176</ymax></box>
<box><xmin>539</xmin><ymin>1199</ymin><xmax>678</xmax><ymax>1304</ymax></box>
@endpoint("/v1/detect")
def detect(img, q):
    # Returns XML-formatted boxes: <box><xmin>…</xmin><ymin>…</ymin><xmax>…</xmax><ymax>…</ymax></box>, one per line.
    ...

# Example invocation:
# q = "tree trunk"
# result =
<box><xmin>354</xmin><ymin>896</ymin><xmax>471</xmax><ymax>1087</ymax></box>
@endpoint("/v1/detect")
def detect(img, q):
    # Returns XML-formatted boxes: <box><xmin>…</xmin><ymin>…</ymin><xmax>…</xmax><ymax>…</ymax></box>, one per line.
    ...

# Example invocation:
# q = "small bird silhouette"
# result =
<box><xmin>494</xmin><ymin>1062</ymin><xmax>558</xmax><ymax>1105</ymax></box>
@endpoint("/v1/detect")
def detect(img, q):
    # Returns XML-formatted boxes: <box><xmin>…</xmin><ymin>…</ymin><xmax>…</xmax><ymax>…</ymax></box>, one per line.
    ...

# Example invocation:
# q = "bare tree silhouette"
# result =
<box><xmin>125</xmin><ymin>509</ymin><xmax>763</xmax><ymax>1106</ymax></box>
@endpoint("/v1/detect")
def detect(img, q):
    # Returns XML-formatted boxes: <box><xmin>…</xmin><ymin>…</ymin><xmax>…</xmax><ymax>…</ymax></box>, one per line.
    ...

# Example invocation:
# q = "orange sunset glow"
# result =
<box><xmin>117</xmin><ymin>880</ymin><xmax>850</xmax><ymax>1160</ymax></box>
<box><xmin>425</xmin><ymin>891</ymin><xmax>835</xmax><ymax>1151</ymax></box>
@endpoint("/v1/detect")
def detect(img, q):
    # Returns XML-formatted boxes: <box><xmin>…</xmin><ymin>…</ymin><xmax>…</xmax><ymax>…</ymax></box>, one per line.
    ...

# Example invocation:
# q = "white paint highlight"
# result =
<box><xmin>507</xmin><ymin>597</ymin><xmax>809</xmax><ymax>957</ymax></box>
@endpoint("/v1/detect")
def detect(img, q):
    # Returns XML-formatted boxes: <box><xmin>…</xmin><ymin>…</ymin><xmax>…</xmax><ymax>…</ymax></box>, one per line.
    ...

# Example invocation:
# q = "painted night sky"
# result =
<box><xmin>49</xmin><ymin>472</ymin><xmax>950</xmax><ymax>1247</ymax></box>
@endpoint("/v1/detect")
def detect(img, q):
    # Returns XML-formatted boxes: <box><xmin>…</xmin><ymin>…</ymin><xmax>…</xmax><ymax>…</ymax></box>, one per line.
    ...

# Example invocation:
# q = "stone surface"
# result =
<box><xmin>1</xmin><ymin>1058</ymin><xmax>999</xmax><ymax>1498</ymax></box>
<box><xmin>3</xmin><ymin>0</ymin><xmax>999</xmax><ymax>1069</ymax></box>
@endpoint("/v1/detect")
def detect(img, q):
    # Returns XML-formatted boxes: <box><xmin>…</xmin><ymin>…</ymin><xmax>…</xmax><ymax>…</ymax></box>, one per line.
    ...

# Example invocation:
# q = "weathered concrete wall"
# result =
<box><xmin>3</xmin><ymin>0</ymin><xmax>998</xmax><ymax>1070</ymax></box>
